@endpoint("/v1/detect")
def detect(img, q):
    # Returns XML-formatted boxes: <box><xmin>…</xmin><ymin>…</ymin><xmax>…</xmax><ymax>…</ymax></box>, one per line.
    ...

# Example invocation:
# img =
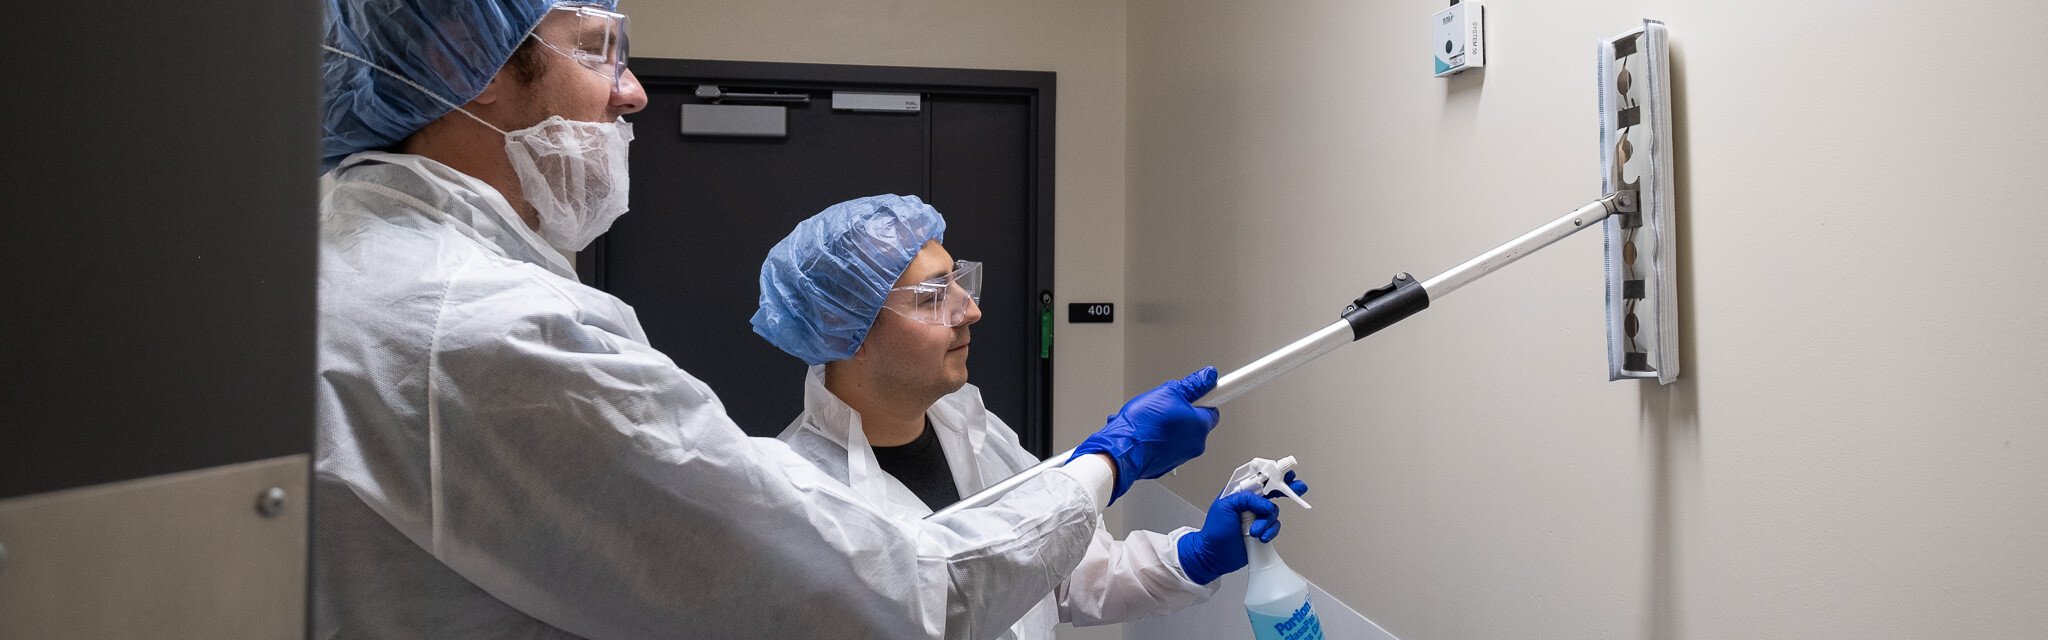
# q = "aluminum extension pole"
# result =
<box><xmin>1421</xmin><ymin>192</ymin><xmax>1634</xmax><ymax>299</ymax></box>
<box><xmin>928</xmin><ymin>192</ymin><xmax>1634</xmax><ymax>520</ymax></box>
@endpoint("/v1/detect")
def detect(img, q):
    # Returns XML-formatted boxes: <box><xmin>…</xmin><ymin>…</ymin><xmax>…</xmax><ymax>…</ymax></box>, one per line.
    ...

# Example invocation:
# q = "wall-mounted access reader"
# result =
<box><xmin>1434</xmin><ymin>0</ymin><xmax>1485</xmax><ymax>76</ymax></box>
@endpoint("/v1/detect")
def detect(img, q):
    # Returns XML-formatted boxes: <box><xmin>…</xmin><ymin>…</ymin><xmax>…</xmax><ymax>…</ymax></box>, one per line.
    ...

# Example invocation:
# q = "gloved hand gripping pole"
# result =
<box><xmin>928</xmin><ymin>192</ymin><xmax>1637</xmax><ymax>520</ymax></box>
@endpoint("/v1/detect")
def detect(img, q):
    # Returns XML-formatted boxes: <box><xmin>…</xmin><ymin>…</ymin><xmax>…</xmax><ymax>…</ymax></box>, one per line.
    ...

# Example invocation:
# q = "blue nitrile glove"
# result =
<box><xmin>1070</xmin><ymin>367</ymin><xmax>1221</xmax><ymax>503</ymax></box>
<box><xmin>1176</xmin><ymin>471</ymin><xmax>1311</xmax><ymax>585</ymax></box>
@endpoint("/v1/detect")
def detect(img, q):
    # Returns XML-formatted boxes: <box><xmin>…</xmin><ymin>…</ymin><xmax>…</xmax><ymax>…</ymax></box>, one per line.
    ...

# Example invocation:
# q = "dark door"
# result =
<box><xmin>581</xmin><ymin>60</ymin><xmax>1056</xmax><ymax>456</ymax></box>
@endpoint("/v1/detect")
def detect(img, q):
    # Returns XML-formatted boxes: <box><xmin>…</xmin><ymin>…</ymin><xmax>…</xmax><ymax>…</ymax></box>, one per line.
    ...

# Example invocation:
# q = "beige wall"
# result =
<box><xmin>631</xmin><ymin>1</ymin><xmax>1131</xmax><ymax>459</ymax></box>
<box><xmin>636</xmin><ymin>2</ymin><xmax>2047</xmax><ymax>637</ymax></box>
<box><xmin>1127</xmin><ymin>1</ymin><xmax>2048</xmax><ymax>639</ymax></box>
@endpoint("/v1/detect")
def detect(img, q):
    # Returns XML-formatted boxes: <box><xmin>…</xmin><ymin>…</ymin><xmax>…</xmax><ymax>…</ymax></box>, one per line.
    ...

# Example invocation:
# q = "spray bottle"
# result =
<box><xmin>1223</xmin><ymin>456</ymin><xmax>1324</xmax><ymax>640</ymax></box>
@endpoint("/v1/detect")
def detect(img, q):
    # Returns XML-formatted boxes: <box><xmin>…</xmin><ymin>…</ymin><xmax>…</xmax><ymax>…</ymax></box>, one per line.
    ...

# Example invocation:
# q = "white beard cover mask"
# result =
<box><xmin>321</xmin><ymin>44</ymin><xmax>637</xmax><ymax>252</ymax></box>
<box><xmin>500</xmin><ymin>115</ymin><xmax>635</xmax><ymax>251</ymax></box>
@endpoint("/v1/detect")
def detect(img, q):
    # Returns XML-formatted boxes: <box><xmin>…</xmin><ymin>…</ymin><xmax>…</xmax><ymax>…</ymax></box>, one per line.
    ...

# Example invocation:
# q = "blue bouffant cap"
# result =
<box><xmin>320</xmin><ymin>0</ymin><xmax>616</xmax><ymax>170</ymax></box>
<box><xmin>752</xmin><ymin>195</ymin><xmax>947</xmax><ymax>365</ymax></box>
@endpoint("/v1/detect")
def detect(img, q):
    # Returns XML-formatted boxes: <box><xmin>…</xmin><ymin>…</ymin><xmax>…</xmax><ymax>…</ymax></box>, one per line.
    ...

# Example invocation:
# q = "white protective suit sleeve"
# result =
<box><xmin>1055</xmin><ymin>525</ymin><xmax>1218</xmax><ymax>626</ymax></box>
<box><xmin>416</xmin><ymin>268</ymin><xmax>1103</xmax><ymax>640</ymax></box>
<box><xmin>965</xmin><ymin>398</ymin><xmax>1220</xmax><ymax>628</ymax></box>
<box><xmin>969</xmin><ymin>401</ymin><xmax>1219</xmax><ymax>626</ymax></box>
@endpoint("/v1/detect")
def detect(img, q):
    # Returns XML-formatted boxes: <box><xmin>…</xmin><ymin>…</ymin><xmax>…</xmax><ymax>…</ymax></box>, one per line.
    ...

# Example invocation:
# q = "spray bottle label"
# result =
<box><xmin>1247</xmin><ymin>595</ymin><xmax>1324</xmax><ymax>640</ymax></box>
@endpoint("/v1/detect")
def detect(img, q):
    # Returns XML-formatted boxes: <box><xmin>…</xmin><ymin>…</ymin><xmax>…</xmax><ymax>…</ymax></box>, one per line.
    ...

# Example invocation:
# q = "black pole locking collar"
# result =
<box><xmin>1340</xmin><ymin>273</ymin><xmax>1432</xmax><ymax>340</ymax></box>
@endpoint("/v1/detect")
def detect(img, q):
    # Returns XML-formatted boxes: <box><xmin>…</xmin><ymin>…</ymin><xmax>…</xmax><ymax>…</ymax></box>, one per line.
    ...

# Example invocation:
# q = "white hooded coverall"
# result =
<box><xmin>313</xmin><ymin>152</ymin><xmax>1117</xmax><ymax>640</ymax></box>
<box><xmin>778</xmin><ymin>366</ymin><xmax>1218</xmax><ymax>640</ymax></box>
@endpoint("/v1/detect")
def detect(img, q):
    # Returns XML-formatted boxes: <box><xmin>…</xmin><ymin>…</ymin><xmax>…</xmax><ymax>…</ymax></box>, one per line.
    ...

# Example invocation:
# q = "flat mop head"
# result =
<box><xmin>1599</xmin><ymin>20</ymin><xmax>1680</xmax><ymax>384</ymax></box>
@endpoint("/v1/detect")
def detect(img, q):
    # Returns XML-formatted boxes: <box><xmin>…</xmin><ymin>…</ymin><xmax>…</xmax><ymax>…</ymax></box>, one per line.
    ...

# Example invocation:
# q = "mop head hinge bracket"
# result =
<box><xmin>1340</xmin><ymin>273</ymin><xmax>1431</xmax><ymax>341</ymax></box>
<box><xmin>1604</xmin><ymin>189</ymin><xmax>1641</xmax><ymax>224</ymax></box>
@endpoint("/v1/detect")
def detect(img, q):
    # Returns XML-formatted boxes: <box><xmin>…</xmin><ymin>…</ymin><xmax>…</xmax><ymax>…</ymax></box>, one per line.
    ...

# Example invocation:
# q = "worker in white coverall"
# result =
<box><xmin>314</xmin><ymin>1</ymin><xmax>1225</xmax><ymax>638</ymax></box>
<box><xmin>751</xmin><ymin>195</ymin><xmax>1313</xmax><ymax>640</ymax></box>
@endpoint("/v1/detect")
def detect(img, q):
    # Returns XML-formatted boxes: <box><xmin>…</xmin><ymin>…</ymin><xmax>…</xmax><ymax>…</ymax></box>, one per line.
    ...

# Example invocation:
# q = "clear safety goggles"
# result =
<box><xmin>529</xmin><ymin>3</ymin><xmax>631</xmax><ymax>93</ymax></box>
<box><xmin>881</xmin><ymin>260</ymin><xmax>984</xmax><ymax>327</ymax></box>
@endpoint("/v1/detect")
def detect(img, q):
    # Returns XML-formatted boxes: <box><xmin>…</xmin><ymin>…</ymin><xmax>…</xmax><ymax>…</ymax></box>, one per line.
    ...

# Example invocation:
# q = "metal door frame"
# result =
<box><xmin>580</xmin><ymin>58</ymin><xmax>1058</xmax><ymax>456</ymax></box>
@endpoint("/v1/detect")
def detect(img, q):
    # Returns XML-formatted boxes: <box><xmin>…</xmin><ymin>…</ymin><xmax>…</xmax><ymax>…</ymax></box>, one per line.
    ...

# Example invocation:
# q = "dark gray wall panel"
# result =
<box><xmin>0</xmin><ymin>0</ymin><xmax>321</xmax><ymax>499</ymax></box>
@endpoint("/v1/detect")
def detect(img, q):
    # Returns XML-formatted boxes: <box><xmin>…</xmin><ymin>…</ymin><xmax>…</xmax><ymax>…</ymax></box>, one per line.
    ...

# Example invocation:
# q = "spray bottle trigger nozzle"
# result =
<box><xmin>1269</xmin><ymin>477</ymin><xmax>1312</xmax><ymax>511</ymax></box>
<box><xmin>1223</xmin><ymin>456</ymin><xmax>1312</xmax><ymax>511</ymax></box>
